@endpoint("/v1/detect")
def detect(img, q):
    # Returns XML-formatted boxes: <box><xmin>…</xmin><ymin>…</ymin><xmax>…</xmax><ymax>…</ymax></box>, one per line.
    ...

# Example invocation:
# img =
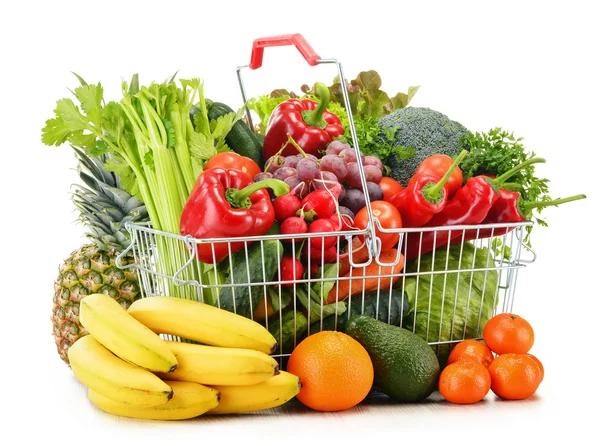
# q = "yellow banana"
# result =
<box><xmin>79</xmin><ymin>293</ymin><xmax>178</xmax><ymax>373</ymax></box>
<box><xmin>127</xmin><ymin>296</ymin><xmax>278</xmax><ymax>354</ymax></box>
<box><xmin>68</xmin><ymin>335</ymin><xmax>173</xmax><ymax>407</ymax></box>
<box><xmin>89</xmin><ymin>381</ymin><xmax>220</xmax><ymax>420</ymax></box>
<box><xmin>156</xmin><ymin>340</ymin><xmax>279</xmax><ymax>386</ymax></box>
<box><xmin>207</xmin><ymin>371</ymin><xmax>301</xmax><ymax>414</ymax></box>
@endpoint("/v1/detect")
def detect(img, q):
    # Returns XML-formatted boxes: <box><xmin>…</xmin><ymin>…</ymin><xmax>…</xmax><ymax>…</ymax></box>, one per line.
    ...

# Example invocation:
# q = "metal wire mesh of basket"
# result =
<box><xmin>115</xmin><ymin>34</ymin><xmax>537</xmax><ymax>364</ymax></box>
<box><xmin>117</xmin><ymin>218</ymin><xmax>535</xmax><ymax>364</ymax></box>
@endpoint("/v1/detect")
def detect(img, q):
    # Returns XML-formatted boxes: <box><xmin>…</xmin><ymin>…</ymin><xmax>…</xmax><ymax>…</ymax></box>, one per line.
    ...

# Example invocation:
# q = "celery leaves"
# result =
<box><xmin>41</xmin><ymin>73</ymin><xmax>234</xmax><ymax>234</ymax></box>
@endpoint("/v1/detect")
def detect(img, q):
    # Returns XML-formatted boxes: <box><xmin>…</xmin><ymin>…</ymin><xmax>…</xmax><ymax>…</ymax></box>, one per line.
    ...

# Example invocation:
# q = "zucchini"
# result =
<box><xmin>206</xmin><ymin>101</ymin><xmax>263</xmax><ymax>166</ymax></box>
<box><xmin>218</xmin><ymin>240</ymin><xmax>283</xmax><ymax>319</ymax></box>
<box><xmin>310</xmin><ymin>289</ymin><xmax>410</xmax><ymax>333</ymax></box>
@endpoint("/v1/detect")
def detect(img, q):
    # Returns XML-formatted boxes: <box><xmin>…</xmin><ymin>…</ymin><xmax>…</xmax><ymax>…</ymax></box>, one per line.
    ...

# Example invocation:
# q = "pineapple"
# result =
<box><xmin>52</xmin><ymin>148</ymin><xmax>149</xmax><ymax>365</ymax></box>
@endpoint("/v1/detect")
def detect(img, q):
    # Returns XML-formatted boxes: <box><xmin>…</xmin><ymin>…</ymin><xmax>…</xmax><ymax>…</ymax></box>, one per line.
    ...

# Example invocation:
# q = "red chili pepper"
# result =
<box><xmin>458</xmin><ymin>189</ymin><xmax>587</xmax><ymax>242</ymax></box>
<box><xmin>391</xmin><ymin>150</ymin><xmax>468</xmax><ymax>227</ymax></box>
<box><xmin>262</xmin><ymin>82</ymin><xmax>344</xmax><ymax>160</ymax></box>
<box><xmin>403</xmin><ymin>157</ymin><xmax>546</xmax><ymax>260</ymax></box>
<box><xmin>180</xmin><ymin>168</ymin><xmax>290</xmax><ymax>264</ymax></box>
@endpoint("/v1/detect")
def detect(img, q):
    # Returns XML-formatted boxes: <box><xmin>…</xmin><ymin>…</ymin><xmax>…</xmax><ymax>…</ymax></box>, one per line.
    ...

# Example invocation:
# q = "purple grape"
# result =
<box><xmin>326</xmin><ymin>140</ymin><xmax>350</xmax><ymax>156</ymax></box>
<box><xmin>340</xmin><ymin>188</ymin><xmax>366</xmax><ymax>215</ymax></box>
<box><xmin>312</xmin><ymin>171</ymin><xmax>339</xmax><ymax>192</ymax></box>
<box><xmin>365</xmin><ymin>182</ymin><xmax>384</xmax><ymax>202</ymax></box>
<box><xmin>338</xmin><ymin>206</ymin><xmax>355</xmax><ymax>220</ymax></box>
<box><xmin>283</xmin><ymin>155</ymin><xmax>301</xmax><ymax>168</ymax></box>
<box><xmin>364</xmin><ymin>165</ymin><xmax>383</xmax><ymax>184</ymax></box>
<box><xmin>345</xmin><ymin>162</ymin><xmax>363</xmax><ymax>189</ymax></box>
<box><xmin>338</xmin><ymin>186</ymin><xmax>346</xmax><ymax>203</ymax></box>
<box><xmin>363</xmin><ymin>156</ymin><xmax>384</xmax><ymax>171</ymax></box>
<box><xmin>291</xmin><ymin>181</ymin><xmax>310</xmax><ymax>199</ymax></box>
<box><xmin>296</xmin><ymin>158</ymin><xmax>320</xmax><ymax>181</ymax></box>
<box><xmin>284</xmin><ymin>176</ymin><xmax>302</xmax><ymax>191</ymax></box>
<box><xmin>320</xmin><ymin>155</ymin><xmax>348</xmax><ymax>181</ymax></box>
<box><xmin>340</xmin><ymin>148</ymin><xmax>365</xmax><ymax>164</ymax></box>
<box><xmin>265</xmin><ymin>155</ymin><xmax>285</xmax><ymax>173</ymax></box>
<box><xmin>307</xmin><ymin>154</ymin><xmax>319</xmax><ymax>161</ymax></box>
<box><xmin>253</xmin><ymin>172</ymin><xmax>273</xmax><ymax>182</ymax></box>
<box><xmin>273</xmin><ymin>167</ymin><xmax>297</xmax><ymax>181</ymax></box>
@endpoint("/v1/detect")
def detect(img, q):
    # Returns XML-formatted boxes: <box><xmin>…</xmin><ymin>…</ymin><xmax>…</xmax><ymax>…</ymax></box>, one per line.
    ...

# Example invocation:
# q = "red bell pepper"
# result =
<box><xmin>180</xmin><ymin>168</ymin><xmax>290</xmax><ymax>264</ymax></box>
<box><xmin>407</xmin><ymin>153</ymin><xmax>465</xmax><ymax>198</ymax></box>
<box><xmin>457</xmin><ymin>189</ymin><xmax>587</xmax><ymax>242</ymax></box>
<box><xmin>391</xmin><ymin>150</ymin><xmax>467</xmax><ymax>227</ymax></box>
<box><xmin>262</xmin><ymin>82</ymin><xmax>344</xmax><ymax>160</ymax></box>
<box><xmin>403</xmin><ymin>157</ymin><xmax>546</xmax><ymax>260</ymax></box>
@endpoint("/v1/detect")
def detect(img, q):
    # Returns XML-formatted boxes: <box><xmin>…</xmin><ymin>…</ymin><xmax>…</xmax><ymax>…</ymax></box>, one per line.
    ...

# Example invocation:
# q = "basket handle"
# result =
<box><xmin>249</xmin><ymin>34</ymin><xmax>321</xmax><ymax>70</ymax></box>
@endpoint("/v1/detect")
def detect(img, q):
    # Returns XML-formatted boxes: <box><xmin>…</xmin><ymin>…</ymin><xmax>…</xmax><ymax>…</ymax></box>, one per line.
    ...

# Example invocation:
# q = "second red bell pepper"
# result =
<box><xmin>391</xmin><ymin>150</ymin><xmax>468</xmax><ymax>227</ymax></box>
<box><xmin>180</xmin><ymin>168</ymin><xmax>290</xmax><ymax>264</ymax></box>
<box><xmin>262</xmin><ymin>82</ymin><xmax>345</xmax><ymax>160</ymax></box>
<box><xmin>407</xmin><ymin>153</ymin><xmax>465</xmax><ymax>198</ymax></box>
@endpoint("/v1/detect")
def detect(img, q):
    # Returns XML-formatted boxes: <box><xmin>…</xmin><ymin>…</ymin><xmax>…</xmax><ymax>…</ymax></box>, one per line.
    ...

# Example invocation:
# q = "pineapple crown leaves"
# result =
<box><xmin>70</xmin><ymin>147</ymin><xmax>149</xmax><ymax>253</ymax></box>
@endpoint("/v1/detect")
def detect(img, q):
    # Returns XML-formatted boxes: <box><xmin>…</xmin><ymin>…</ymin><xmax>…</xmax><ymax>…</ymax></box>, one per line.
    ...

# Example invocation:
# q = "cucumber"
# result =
<box><xmin>218</xmin><ymin>240</ymin><xmax>283</xmax><ymax>319</ymax></box>
<box><xmin>267</xmin><ymin>309</ymin><xmax>309</xmax><ymax>356</ymax></box>
<box><xmin>207</xmin><ymin>101</ymin><xmax>263</xmax><ymax>166</ymax></box>
<box><xmin>310</xmin><ymin>289</ymin><xmax>409</xmax><ymax>333</ymax></box>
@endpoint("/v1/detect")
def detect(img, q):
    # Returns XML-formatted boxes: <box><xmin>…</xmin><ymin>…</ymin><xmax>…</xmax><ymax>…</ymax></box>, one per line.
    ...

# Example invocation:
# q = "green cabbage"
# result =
<box><xmin>401</xmin><ymin>243</ymin><xmax>499</xmax><ymax>366</ymax></box>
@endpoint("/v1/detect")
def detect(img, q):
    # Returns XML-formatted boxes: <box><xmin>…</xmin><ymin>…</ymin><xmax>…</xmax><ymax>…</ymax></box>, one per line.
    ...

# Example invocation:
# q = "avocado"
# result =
<box><xmin>345</xmin><ymin>314</ymin><xmax>440</xmax><ymax>402</ymax></box>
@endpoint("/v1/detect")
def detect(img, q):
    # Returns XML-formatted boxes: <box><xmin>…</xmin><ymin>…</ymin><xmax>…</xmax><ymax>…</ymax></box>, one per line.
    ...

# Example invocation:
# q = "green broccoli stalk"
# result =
<box><xmin>378</xmin><ymin>107</ymin><xmax>470</xmax><ymax>186</ymax></box>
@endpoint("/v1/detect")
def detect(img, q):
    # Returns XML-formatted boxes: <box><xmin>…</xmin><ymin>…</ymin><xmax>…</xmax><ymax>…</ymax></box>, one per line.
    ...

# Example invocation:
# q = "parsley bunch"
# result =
<box><xmin>461</xmin><ymin>128</ymin><xmax>552</xmax><ymax>241</ymax></box>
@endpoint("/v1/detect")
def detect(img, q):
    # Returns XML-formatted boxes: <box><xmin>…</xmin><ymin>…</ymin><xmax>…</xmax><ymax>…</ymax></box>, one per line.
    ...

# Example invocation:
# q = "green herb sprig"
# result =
<box><xmin>461</xmin><ymin>127</ymin><xmax>552</xmax><ymax>243</ymax></box>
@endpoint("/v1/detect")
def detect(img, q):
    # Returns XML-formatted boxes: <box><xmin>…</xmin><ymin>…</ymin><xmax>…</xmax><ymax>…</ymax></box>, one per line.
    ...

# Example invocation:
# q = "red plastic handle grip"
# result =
<box><xmin>249</xmin><ymin>34</ymin><xmax>321</xmax><ymax>70</ymax></box>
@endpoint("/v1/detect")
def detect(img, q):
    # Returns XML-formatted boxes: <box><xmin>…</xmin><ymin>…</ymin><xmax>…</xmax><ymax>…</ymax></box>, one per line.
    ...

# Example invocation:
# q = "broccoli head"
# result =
<box><xmin>378</xmin><ymin>107</ymin><xmax>470</xmax><ymax>186</ymax></box>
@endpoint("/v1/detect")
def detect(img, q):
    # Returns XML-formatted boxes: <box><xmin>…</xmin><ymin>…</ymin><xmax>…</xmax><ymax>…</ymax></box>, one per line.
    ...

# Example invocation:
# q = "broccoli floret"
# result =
<box><xmin>378</xmin><ymin>107</ymin><xmax>470</xmax><ymax>186</ymax></box>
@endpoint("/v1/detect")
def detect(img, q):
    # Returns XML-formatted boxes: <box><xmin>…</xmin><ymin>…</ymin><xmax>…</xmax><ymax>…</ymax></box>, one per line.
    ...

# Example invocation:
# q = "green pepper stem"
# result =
<box><xmin>302</xmin><ymin>82</ymin><xmax>330</xmax><ymax>129</ymax></box>
<box><xmin>426</xmin><ymin>149</ymin><xmax>469</xmax><ymax>197</ymax></box>
<box><xmin>286</xmin><ymin>133</ymin><xmax>310</xmax><ymax>158</ymax></box>
<box><xmin>494</xmin><ymin>157</ymin><xmax>546</xmax><ymax>185</ymax></box>
<box><xmin>227</xmin><ymin>179</ymin><xmax>290</xmax><ymax>208</ymax></box>
<box><xmin>521</xmin><ymin>193</ymin><xmax>587</xmax><ymax>211</ymax></box>
<box><xmin>500</xmin><ymin>182</ymin><xmax>523</xmax><ymax>191</ymax></box>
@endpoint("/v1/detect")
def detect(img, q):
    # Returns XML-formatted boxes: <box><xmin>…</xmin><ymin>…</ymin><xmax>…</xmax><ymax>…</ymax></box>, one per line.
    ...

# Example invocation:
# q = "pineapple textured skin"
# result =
<box><xmin>52</xmin><ymin>245</ymin><xmax>140</xmax><ymax>365</ymax></box>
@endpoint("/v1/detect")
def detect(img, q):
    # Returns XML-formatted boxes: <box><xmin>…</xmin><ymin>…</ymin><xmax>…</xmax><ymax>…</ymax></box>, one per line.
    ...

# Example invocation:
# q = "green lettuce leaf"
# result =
<box><xmin>401</xmin><ymin>243</ymin><xmax>499</xmax><ymax>366</ymax></box>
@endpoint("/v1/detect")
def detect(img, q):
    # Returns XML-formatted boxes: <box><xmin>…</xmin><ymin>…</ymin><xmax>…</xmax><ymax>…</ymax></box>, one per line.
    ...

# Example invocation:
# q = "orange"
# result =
<box><xmin>286</xmin><ymin>331</ymin><xmax>374</xmax><ymax>412</ymax></box>
<box><xmin>439</xmin><ymin>361</ymin><xmax>491</xmax><ymax>404</ymax></box>
<box><xmin>488</xmin><ymin>353</ymin><xmax>542</xmax><ymax>400</ymax></box>
<box><xmin>526</xmin><ymin>353</ymin><xmax>545</xmax><ymax>383</ymax></box>
<box><xmin>483</xmin><ymin>313</ymin><xmax>534</xmax><ymax>355</ymax></box>
<box><xmin>447</xmin><ymin>340</ymin><xmax>495</xmax><ymax>368</ymax></box>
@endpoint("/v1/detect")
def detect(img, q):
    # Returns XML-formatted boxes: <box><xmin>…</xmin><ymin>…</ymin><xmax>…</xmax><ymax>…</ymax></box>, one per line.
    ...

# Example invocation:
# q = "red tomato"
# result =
<box><xmin>379</xmin><ymin>177</ymin><xmax>404</xmax><ymax>202</ymax></box>
<box><xmin>408</xmin><ymin>155</ymin><xmax>463</xmax><ymax>198</ymax></box>
<box><xmin>354</xmin><ymin>201</ymin><xmax>402</xmax><ymax>251</ymax></box>
<box><xmin>205</xmin><ymin>152</ymin><xmax>261</xmax><ymax>181</ymax></box>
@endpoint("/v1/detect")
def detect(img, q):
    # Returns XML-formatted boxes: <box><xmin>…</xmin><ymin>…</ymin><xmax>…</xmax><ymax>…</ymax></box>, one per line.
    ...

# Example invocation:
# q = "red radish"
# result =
<box><xmin>308</xmin><ymin>218</ymin><xmax>337</xmax><ymax>250</ymax></box>
<box><xmin>281</xmin><ymin>216</ymin><xmax>308</xmax><ymax>243</ymax></box>
<box><xmin>329</xmin><ymin>213</ymin><xmax>354</xmax><ymax>231</ymax></box>
<box><xmin>273</xmin><ymin>194</ymin><xmax>302</xmax><ymax>222</ymax></box>
<box><xmin>280</xmin><ymin>257</ymin><xmax>304</xmax><ymax>287</ymax></box>
<box><xmin>304</xmin><ymin>244</ymin><xmax>339</xmax><ymax>265</ymax></box>
<box><xmin>301</xmin><ymin>190</ymin><xmax>337</xmax><ymax>219</ymax></box>
<box><xmin>309</xmin><ymin>264</ymin><xmax>320</xmax><ymax>276</ymax></box>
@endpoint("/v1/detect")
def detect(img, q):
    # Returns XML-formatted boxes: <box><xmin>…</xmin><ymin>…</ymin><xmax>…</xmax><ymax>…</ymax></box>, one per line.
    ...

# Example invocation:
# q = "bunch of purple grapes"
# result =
<box><xmin>255</xmin><ymin>140</ymin><xmax>384</xmax><ymax>216</ymax></box>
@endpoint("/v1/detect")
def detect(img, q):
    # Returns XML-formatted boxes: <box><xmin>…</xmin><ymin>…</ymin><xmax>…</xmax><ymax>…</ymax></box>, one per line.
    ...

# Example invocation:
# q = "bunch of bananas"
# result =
<box><xmin>68</xmin><ymin>294</ymin><xmax>301</xmax><ymax>420</ymax></box>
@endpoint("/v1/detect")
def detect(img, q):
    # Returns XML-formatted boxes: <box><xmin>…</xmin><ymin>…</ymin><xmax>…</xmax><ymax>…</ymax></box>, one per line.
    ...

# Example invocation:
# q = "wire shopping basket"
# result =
<box><xmin>116</xmin><ymin>34</ymin><xmax>537</xmax><ymax>364</ymax></box>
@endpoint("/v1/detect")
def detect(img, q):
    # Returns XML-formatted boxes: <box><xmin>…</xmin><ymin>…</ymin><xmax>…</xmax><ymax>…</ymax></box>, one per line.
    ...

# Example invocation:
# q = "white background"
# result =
<box><xmin>1</xmin><ymin>0</ymin><xmax>598</xmax><ymax>444</ymax></box>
